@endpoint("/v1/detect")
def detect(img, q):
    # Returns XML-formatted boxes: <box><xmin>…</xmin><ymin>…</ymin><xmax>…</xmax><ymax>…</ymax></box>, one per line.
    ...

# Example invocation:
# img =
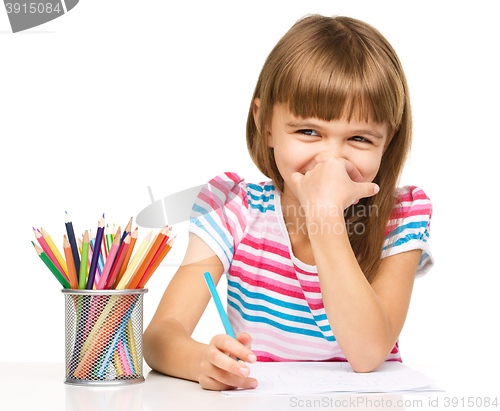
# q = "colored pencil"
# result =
<box><xmin>105</xmin><ymin>224</ymin><xmax>112</xmax><ymax>254</ymax></box>
<box><xmin>115</xmin><ymin>227</ymin><xmax>138</xmax><ymax>285</ymax></box>
<box><xmin>137</xmin><ymin>229</ymin><xmax>173</xmax><ymax>287</ymax></box>
<box><xmin>33</xmin><ymin>228</ymin><xmax>68</xmax><ymax>281</ymax></box>
<box><xmin>115</xmin><ymin>231</ymin><xmax>152</xmax><ymax>290</ymax></box>
<box><xmin>86</xmin><ymin>217</ymin><xmax>105</xmax><ymax>290</ymax></box>
<box><xmin>125</xmin><ymin>227</ymin><xmax>167</xmax><ymax>289</ymax></box>
<box><xmin>204</xmin><ymin>271</ymin><xmax>236</xmax><ymax>339</ymax></box>
<box><xmin>33</xmin><ymin>242</ymin><xmax>71</xmax><ymax>289</ymax></box>
<box><xmin>138</xmin><ymin>235</ymin><xmax>176</xmax><ymax>288</ymax></box>
<box><xmin>41</xmin><ymin>227</ymin><xmax>68</xmax><ymax>276</ymax></box>
<box><xmin>65</xmin><ymin>211</ymin><xmax>81</xmax><ymax>282</ymax></box>
<box><xmin>96</xmin><ymin>227</ymin><xmax>121</xmax><ymax>289</ymax></box>
<box><xmin>63</xmin><ymin>235</ymin><xmax>79</xmax><ymax>289</ymax></box>
<box><xmin>79</xmin><ymin>231</ymin><xmax>90</xmax><ymax>289</ymax></box>
<box><xmin>104</xmin><ymin>232</ymin><xmax>131</xmax><ymax>289</ymax></box>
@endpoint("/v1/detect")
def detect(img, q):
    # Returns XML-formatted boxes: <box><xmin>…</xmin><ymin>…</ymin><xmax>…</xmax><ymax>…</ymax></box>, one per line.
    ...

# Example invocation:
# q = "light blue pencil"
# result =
<box><xmin>203</xmin><ymin>272</ymin><xmax>236</xmax><ymax>338</ymax></box>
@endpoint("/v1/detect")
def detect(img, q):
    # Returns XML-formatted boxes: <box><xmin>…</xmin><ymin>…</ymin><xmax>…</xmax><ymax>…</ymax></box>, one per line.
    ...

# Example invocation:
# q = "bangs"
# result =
<box><xmin>271</xmin><ymin>28</ymin><xmax>406</xmax><ymax>132</ymax></box>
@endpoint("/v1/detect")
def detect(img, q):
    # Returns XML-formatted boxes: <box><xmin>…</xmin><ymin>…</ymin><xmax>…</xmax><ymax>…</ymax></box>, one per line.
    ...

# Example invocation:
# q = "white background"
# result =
<box><xmin>1</xmin><ymin>0</ymin><xmax>498</xmax><ymax>377</ymax></box>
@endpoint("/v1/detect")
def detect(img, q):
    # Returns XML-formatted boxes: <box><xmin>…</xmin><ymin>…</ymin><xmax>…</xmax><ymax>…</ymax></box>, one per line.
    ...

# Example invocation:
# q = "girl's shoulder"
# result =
<box><xmin>205</xmin><ymin>171</ymin><xmax>276</xmax><ymax>207</ymax></box>
<box><xmin>384</xmin><ymin>185</ymin><xmax>434</xmax><ymax>277</ymax></box>
<box><xmin>391</xmin><ymin>185</ymin><xmax>432</xmax><ymax>224</ymax></box>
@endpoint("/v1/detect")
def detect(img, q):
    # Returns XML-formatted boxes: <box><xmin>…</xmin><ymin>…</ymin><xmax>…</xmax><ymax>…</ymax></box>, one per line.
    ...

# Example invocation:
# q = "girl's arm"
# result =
<box><xmin>143</xmin><ymin>233</ymin><xmax>257</xmax><ymax>389</ymax></box>
<box><xmin>308</xmin><ymin>215</ymin><xmax>421</xmax><ymax>372</ymax></box>
<box><xmin>291</xmin><ymin>157</ymin><xmax>421</xmax><ymax>372</ymax></box>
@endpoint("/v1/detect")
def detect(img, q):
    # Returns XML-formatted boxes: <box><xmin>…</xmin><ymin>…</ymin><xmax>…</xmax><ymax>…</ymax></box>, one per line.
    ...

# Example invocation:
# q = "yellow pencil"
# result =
<box><xmin>115</xmin><ymin>231</ymin><xmax>153</xmax><ymax>289</ymax></box>
<box><xmin>41</xmin><ymin>227</ymin><xmax>68</xmax><ymax>275</ymax></box>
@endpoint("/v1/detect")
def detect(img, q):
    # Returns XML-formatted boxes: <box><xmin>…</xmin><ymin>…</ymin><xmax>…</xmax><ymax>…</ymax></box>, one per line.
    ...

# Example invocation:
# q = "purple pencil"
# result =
<box><xmin>86</xmin><ymin>216</ymin><xmax>105</xmax><ymax>289</ymax></box>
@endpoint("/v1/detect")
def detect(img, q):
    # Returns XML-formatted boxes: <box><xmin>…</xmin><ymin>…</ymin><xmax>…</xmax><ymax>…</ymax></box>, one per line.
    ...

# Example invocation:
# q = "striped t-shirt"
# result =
<box><xmin>189</xmin><ymin>172</ymin><xmax>434</xmax><ymax>363</ymax></box>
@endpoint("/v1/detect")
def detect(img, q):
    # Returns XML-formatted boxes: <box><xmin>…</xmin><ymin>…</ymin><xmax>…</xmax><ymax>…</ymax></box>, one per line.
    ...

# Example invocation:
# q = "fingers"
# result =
<box><xmin>352</xmin><ymin>183</ymin><xmax>379</xmax><ymax>204</ymax></box>
<box><xmin>291</xmin><ymin>172</ymin><xmax>303</xmax><ymax>186</ymax></box>
<box><xmin>199</xmin><ymin>334</ymin><xmax>258</xmax><ymax>391</ymax></box>
<box><xmin>342</xmin><ymin>160</ymin><xmax>364</xmax><ymax>183</ymax></box>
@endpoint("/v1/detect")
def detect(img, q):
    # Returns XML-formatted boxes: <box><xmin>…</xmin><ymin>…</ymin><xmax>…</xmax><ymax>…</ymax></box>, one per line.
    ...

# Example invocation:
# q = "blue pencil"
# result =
<box><xmin>65</xmin><ymin>211</ymin><xmax>80</xmax><ymax>281</ymax></box>
<box><xmin>203</xmin><ymin>272</ymin><xmax>236</xmax><ymax>338</ymax></box>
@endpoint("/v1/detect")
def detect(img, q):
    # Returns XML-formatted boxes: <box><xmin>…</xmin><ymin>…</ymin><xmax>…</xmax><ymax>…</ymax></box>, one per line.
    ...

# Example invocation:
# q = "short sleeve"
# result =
<box><xmin>188</xmin><ymin>172</ymin><xmax>248</xmax><ymax>274</ymax></box>
<box><xmin>382</xmin><ymin>186</ymin><xmax>434</xmax><ymax>279</ymax></box>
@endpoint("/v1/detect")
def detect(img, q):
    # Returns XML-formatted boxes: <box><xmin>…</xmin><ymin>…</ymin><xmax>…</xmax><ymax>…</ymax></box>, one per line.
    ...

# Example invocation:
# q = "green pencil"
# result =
<box><xmin>105</xmin><ymin>224</ymin><xmax>112</xmax><ymax>253</ymax></box>
<box><xmin>79</xmin><ymin>231</ymin><xmax>90</xmax><ymax>289</ymax></box>
<box><xmin>33</xmin><ymin>242</ymin><xmax>71</xmax><ymax>289</ymax></box>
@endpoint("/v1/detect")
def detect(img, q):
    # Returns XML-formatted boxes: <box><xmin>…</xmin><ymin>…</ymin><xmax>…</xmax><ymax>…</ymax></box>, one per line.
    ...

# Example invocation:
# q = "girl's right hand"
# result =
<box><xmin>198</xmin><ymin>332</ymin><xmax>258</xmax><ymax>390</ymax></box>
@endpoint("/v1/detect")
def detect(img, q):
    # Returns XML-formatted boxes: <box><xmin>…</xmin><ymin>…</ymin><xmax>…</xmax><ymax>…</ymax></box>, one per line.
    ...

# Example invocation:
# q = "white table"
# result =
<box><xmin>1</xmin><ymin>362</ymin><xmax>498</xmax><ymax>410</ymax></box>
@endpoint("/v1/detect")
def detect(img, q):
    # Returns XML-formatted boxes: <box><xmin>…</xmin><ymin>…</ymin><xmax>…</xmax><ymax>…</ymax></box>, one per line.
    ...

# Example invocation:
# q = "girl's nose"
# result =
<box><xmin>314</xmin><ymin>148</ymin><xmax>346</xmax><ymax>165</ymax></box>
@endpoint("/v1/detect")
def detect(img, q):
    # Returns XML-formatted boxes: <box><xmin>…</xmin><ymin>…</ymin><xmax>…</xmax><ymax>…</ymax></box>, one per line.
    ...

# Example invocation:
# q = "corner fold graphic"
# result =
<box><xmin>4</xmin><ymin>0</ymin><xmax>79</xmax><ymax>33</ymax></box>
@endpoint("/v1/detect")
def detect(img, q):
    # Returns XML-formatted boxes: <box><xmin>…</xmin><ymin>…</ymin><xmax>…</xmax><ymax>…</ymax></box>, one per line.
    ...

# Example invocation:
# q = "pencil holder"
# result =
<box><xmin>62</xmin><ymin>289</ymin><xmax>148</xmax><ymax>386</ymax></box>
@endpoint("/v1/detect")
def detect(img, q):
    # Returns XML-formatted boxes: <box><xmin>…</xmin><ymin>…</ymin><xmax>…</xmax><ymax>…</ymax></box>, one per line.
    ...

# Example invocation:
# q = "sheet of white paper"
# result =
<box><xmin>222</xmin><ymin>361</ymin><xmax>441</xmax><ymax>396</ymax></box>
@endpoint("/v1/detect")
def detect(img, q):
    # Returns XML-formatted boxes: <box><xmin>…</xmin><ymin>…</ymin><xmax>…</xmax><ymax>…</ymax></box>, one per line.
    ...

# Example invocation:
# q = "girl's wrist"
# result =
<box><xmin>305</xmin><ymin>212</ymin><xmax>347</xmax><ymax>238</ymax></box>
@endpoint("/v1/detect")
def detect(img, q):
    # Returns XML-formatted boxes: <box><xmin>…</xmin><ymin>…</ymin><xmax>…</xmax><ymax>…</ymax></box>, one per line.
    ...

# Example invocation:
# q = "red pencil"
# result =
<box><xmin>104</xmin><ymin>232</ymin><xmax>131</xmax><ymax>289</ymax></box>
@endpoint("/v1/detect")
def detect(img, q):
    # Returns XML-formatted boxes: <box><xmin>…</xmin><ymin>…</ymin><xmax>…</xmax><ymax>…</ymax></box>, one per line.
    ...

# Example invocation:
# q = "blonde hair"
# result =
<box><xmin>246</xmin><ymin>14</ymin><xmax>411</xmax><ymax>283</ymax></box>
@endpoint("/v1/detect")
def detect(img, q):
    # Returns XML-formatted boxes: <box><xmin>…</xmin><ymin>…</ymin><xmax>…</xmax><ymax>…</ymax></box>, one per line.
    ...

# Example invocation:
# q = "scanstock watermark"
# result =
<box><xmin>3</xmin><ymin>1</ymin><xmax>79</xmax><ymax>32</ymax></box>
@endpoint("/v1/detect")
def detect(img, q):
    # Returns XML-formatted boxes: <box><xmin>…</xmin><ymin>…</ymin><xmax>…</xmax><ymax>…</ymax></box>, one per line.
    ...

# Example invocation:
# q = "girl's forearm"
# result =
<box><xmin>307</xmin><ymin>215</ymin><xmax>391</xmax><ymax>372</ymax></box>
<box><xmin>143</xmin><ymin>317</ymin><xmax>206</xmax><ymax>382</ymax></box>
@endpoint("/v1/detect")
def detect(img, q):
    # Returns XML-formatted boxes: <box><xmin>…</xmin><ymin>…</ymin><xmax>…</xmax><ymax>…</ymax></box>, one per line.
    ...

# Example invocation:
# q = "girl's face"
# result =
<box><xmin>259</xmin><ymin>101</ymin><xmax>392</xmax><ymax>203</ymax></box>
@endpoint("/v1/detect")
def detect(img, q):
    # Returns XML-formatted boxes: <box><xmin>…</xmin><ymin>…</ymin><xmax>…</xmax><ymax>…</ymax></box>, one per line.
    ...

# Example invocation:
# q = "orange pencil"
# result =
<box><xmin>63</xmin><ymin>235</ymin><xmax>79</xmax><ymax>289</ymax></box>
<box><xmin>115</xmin><ymin>227</ymin><xmax>138</xmax><ymax>285</ymax></box>
<box><xmin>125</xmin><ymin>226</ymin><xmax>167</xmax><ymax>289</ymax></box>
<box><xmin>138</xmin><ymin>235</ymin><xmax>176</xmax><ymax>288</ymax></box>
<box><xmin>123</xmin><ymin>217</ymin><xmax>133</xmax><ymax>237</ymax></box>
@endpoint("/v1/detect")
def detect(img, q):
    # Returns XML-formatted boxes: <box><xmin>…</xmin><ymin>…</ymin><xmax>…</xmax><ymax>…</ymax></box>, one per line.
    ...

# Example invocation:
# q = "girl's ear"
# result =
<box><xmin>383</xmin><ymin>129</ymin><xmax>395</xmax><ymax>153</ymax></box>
<box><xmin>253</xmin><ymin>97</ymin><xmax>274</xmax><ymax>148</ymax></box>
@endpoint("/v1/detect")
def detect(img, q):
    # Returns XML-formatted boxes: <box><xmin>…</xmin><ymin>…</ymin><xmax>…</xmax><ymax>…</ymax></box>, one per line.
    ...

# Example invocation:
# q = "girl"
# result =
<box><xmin>144</xmin><ymin>14</ymin><xmax>434</xmax><ymax>391</ymax></box>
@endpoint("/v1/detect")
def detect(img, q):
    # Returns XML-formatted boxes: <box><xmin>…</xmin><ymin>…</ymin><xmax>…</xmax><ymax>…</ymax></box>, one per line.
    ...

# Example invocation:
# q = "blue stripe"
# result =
<box><xmin>228</xmin><ymin>299</ymin><xmax>336</xmax><ymax>342</ymax></box>
<box><xmin>386</xmin><ymin>220</ymin><xmax>429</xmax><ymax>239</ymax></box>
<box><xmin>247</xmin><ymin>183</ymin><xmax>274</xmax><ymax>192</ymax></box>
<box><xmin>248</xmin><ymin>191</ymin><xmax>274</xmax><ymax>203</ymax></box>
<box><xmin>383</xmin><ymin>230</ymin><xmax>430</xmax><ymax>251</ymax></box>
<box><xmin>249</xmin><ymin>202</ymin><xmax>275</xmax><ymax>213</ymax></box>
<box><xmin>192</xmin><ymin>204</ymin><xmax>234</xmax><ymax>252</ymax></box>
<box><xmin>190</xmin><ymin>216</ymin><xmax>233</xmax><ymax>267</ymax></box>
<box><xmin>228</xmin><ymin>280</ymin><xmax>309</xmax><ymax>312</ymax></box>
<box><xmin>228</xmin><ymin>280</ymin><xmax>329</xmax><ymax>323</ymax></box>
<box><xmin>419</xmin><ymin>252</ymin><xmax>429</xmax><ymax>267</ymax></box>
<box><xmin>228</xmin><ymin>289</ymin><xmax>317</xmax><ymax>327</ymax></box>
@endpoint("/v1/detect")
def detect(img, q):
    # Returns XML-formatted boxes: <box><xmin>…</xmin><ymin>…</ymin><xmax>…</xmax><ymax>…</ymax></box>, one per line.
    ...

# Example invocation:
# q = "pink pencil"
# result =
<box><xmin>117</xmin><ymin>340</ymin><xmax>132</xmax><ymax>376</ymax></box>
<box><xmin>96</xmin><ymin>227</ymin><xmax>121</xmax><ymax>289</ymax></box>
<box><xmin>33</xmin><ymin>228</ymin><xmax>69</xmax><ymax>282</ymax></box>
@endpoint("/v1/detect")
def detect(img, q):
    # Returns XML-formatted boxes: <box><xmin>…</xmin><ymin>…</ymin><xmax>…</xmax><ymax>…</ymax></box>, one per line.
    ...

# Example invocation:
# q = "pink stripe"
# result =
<box><xmin>254</xmin><ymin>350</ymin><xmax>349</xmax><ymax>362</ymax></box>
<box><xmin>234</xmin><ymin>251</ymin><xmax>298</xmax><ymax>281</ymax></box>
<box><xmin>229</xmin><ymin>265</ymin><xmax>306</xmax><ymax>301</ymax></box>
<box><xmin>241</xmin><ymin>234</ymin><xmax>290</xmax><ymax>259</ymax></box>
<box><xmin>295</xmin><ymin>264</ymin><xmax>318</xmax><ymax>276</ymax></box>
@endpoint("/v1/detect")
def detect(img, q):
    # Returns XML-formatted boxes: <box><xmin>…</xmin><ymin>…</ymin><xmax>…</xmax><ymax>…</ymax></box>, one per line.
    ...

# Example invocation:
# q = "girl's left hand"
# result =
<box><xmin>290</xmin><ymin>155</ymin><xmax>379</xmax><ymax>216</ymax></box>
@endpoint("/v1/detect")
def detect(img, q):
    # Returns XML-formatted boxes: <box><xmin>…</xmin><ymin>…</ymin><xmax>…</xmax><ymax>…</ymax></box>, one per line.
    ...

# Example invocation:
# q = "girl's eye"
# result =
<box><xmin>350</xmin><ymin>136</ymin><xmax>372</xmax><ymax>144</ymax></box>
<box><xmin>298</xmin><ymin>129</ymin><xmax>320</xmax><ymax>136</ymax></box>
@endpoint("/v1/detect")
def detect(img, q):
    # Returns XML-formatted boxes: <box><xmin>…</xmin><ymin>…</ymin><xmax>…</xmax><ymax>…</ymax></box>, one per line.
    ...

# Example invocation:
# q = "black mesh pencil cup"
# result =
<box><xmin>62</xmin><ymin>289</ymin><xmax>148</xmax><ymax>386</ymax></box>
